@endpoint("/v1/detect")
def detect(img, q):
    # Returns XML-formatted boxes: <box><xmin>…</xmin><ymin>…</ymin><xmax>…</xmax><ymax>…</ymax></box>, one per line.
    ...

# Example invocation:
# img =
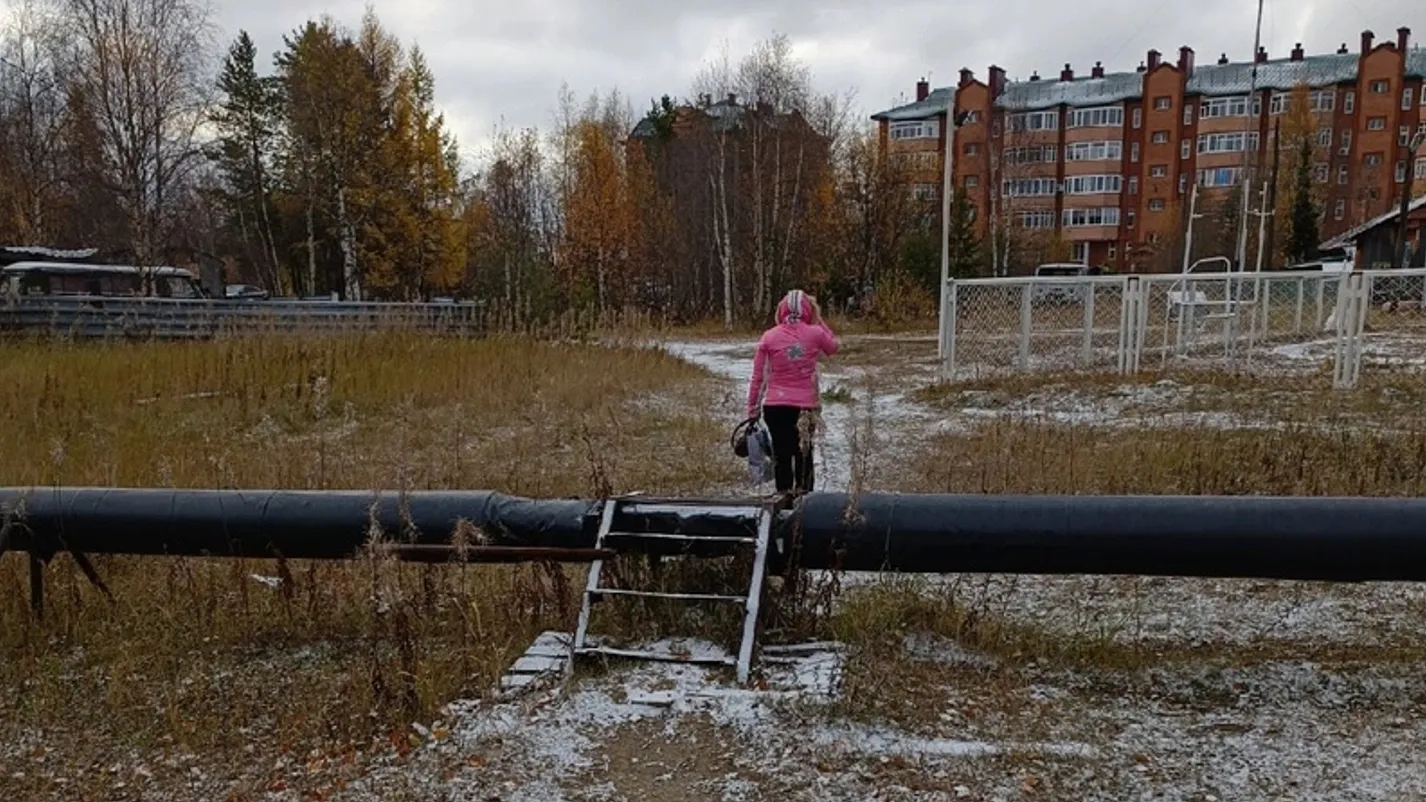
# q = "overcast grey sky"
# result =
<box><xmin>37</xmin><ymin>0</ymin><xmax>1426</xmax><ymax>167</ymax></box>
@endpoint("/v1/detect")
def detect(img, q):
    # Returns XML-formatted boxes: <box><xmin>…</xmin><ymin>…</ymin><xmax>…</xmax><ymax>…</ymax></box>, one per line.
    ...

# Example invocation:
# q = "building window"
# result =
<box><xmin>1062</xmin><ymin>207</ymin><xmax>1121</xmax><ymax>227</ymax></box>
<box><xmin>1178</xmin><ymin>174</ymin><xmax>1187</xmax><ymax>194</ymax></box>
<box><xmin>1003</xmin><ymin>145</ymin><xmax>1058</xmax><ymax>164</ymax></box>
<box><xmin>1148</xmin><ymin>198</ymin><xmax>1166</xmax><ymax>211</ymax></box>
<box><xmin>1152</xmin><ymin>130</ymin><xmax>1169</xmax><ymax>144</ymax></box>
<box><xmin>1365</xmin><ymin>152</ymin><xmax>1384</xmax><ymax>167</ymax></box>
<box><xmin>1334</xmin><ymin>200</ymin><xmax>1345</xmax><ymax>220</ymax></box>
<box><xmin>1405</xmin><ymin>88</ymin><xmax>1416</xmax><ymax>110</ymax></box>
<box><xmin>910</xmin><ymin>184</ymin><xmax>938</xmax><ymax>201</ymax></box>
<box><xmin>1312</xmin><ymin>90</ymin><xmax>1336</xmax><ymax>112</ymax></box>
<box><xmin>1417</xmin><ymin>158</ymin><xmax>1426</xmax><ymax>180</ymax></box>
<box><xmin>1197</xmin><ymin>167</ymin><xmax>1242</xmax><ymax>187</ymax></box>
<box><xmin>962</xmin><ymin>110</ymin><xmax>982</xmax><ymax>123</ymax></box>
<box><xmin>1339</xmin><ymin>129</ymin><xmax>1352</xmax><ymax>155</ymax></box>
<box><xmin>1072</xmin><ymin>242</ymin><xmax>1089</xmax><ymax>263</ymax></box>
<box><xmin>1315</xmin><ymin>163</ymin><xmax>1329</xmax><ymax>182</ymax></box>
<box><xmin>1150</xmin><ymin>164</ymin><xmax>1168</xmax><ymax>178</ymax></box>
<box><xmin>1066</xmin><ymin>106</ymin><xmax>1125</xmax><ymax>128</ymax></box>
<box><xmin>1002</xmin><ymin>178</ymin><xmax>1057</xmax><ymax>197</ymax></box>
<box><xmin>892</xmin><ymin>151</ymin><xmax>939</xmax><ymax>171</ymax></box>
<box><xmin>1344</xmin><ymin>91</ymin><xmax>1355</xmax><ymax>113</ymax></box>
<box><xmin>890</xmin><ymin>120</ymin><xmax>940</xmax><ymax>139</ymax></box>
<box><xmin>992</xmin><ymin>120</ymin><xmax>1001</xmax><ymax>137</ymax></box>
<box><xmin>1132</xmin><ymin>108</ymin><xmax>1142</xmax><ymax>128</ymax></box>
<box><xmin>1064</xmin><ymin>140</ymin><xmax>1123</xmax><ymax>161</ymax></box>
<box><xmin>1370</xmin><ymin>80</ymin><xmax>1390</xmax><ymax>94</ymax></box>
<box><xmin>1018</xmin><ymin>210</ymin><xmax>1056</xmax><ymax>229</ymax></box>
<box><xmin>1401</xmin><ymin>126</ymin><xmax>1413</xmax><ymax>146</ymax></box>
<box><xmin>1127</xmin><ymin>210</ymin><xmax>1137</xmax><ymax>228</ymax></box>
<box><xmin>1316</xmin><ymin>128</ymin><xmax>1332</xmax><ymax>148</ymax></box>
<box><xmin>964</xmin><ymin>142</ymin><xmax>980</xmax><ymax>155</ymax></box>
<box><xmin>1181</xmin><ymin>139</ymin><xmax>1191</xmax><ymax>159</ymax></box>
<box><xmin>1154</xmin><ymin>96</ymin><xmax>1171</xmax><ymax>110</ymax></box>
<box><xmin>964</xmin><ymin>175</ymin><xmax>979</xmax><ymax>188</ymax></box>
<box><xmin>1396</xmin><ymin>161</ymin><xmax>1408</xmax><ymax>183</ymax></box>
<box><xmin>1197</xmin><ymin>132</ymin><xmax>1260</xmax><ymax>154</ymax></box>
<box><xmin>1338</xmin><ymin>165</ymin><xmax>1349</xmax><ymax>184</ymax></box>
<box><xmin>1130</xmin><ymin>142</ymin><xmax>1141</xmax><ymax>162</ymax></box>
<box><xmin>1062</xmin><ymin>174</ymin><xmax>1123</xmax><ymax>194</ymax></box>
<box><xmin>1199</xmin><ymin>96</ymin><xmax>1257</xmax><ymax>118</ymax></box>
<box><xmin>1128</xmin><ymin>176</ymin><xmax>1139</xmax><ymax>194</ymax></box>
<box><xmin>1108</xmin><ymin>243</ymin><xmax>1117</xmax><ymax>261</ymax></box>
<box><xmin>1183</xmin><ymin>105</ymin><xmax>1193</xmax><ymax>125</ymax></box>
<box><xmin>1008</xmin><ymin>111</ymin><xmax>1059</xmax><ymax>132</ymax></box>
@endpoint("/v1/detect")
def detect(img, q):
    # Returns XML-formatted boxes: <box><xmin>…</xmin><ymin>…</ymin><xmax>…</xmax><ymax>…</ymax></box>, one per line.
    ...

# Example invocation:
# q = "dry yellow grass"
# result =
<box><xmin>0</xmin><ymin>332</ymin><xmax>740</xmax><ymax>799</ymax></box>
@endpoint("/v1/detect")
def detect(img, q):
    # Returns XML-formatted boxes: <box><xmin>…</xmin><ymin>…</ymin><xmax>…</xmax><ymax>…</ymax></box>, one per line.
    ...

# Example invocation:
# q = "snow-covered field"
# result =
<box><xmin>317</xmin><ymin>331</ymin><xmax>1426</xmax><ymax>801</ymax></box>
<box><xmin>12</xmin><ymin>330</ymin><xmax>1425</xmax><ymax>801</ymax></box>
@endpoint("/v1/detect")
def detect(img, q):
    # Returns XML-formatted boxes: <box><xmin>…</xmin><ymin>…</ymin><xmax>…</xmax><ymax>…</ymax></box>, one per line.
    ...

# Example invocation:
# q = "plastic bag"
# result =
<box><xmin>746</xmin><ymin>419</ymin><xmax>775</xmax><ymax>486</ymax></box>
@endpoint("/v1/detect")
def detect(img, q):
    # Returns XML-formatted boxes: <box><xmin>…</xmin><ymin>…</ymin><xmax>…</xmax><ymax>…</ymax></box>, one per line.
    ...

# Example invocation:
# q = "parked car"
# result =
<box><xmin>1030</xmin><ymin>263</ymin><xmax>1098</xmax><ymax>304</ymax></box>
<box><xmin>2</xmin><ymin>261</ymin><xmax>205</xmax><ymax>299</ymax></box>
<box><xmin>224</xmin><ymin>284</ymin><xmax>270</xmax><ymax>300</ymax></box>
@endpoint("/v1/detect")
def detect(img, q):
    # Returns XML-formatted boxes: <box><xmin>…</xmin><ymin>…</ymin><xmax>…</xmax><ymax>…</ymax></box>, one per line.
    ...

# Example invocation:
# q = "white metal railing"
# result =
<box><xmin>940</xmin><ymin>267</ymin><xmax>1426</xmax><ymax>389</ymax></box>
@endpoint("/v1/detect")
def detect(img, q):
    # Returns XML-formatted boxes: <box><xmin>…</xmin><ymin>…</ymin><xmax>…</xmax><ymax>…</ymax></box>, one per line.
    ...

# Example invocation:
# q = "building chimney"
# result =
<box><xmin>1029</xmin><ymin>70</ymin><xmax>1040</xmax><ymax>82</ymax></box>
<box><xmin>1060</xmin><ymin>63</ymin><xmax>1074</xmax><ymax>81</ymax></box>
<box><xmin>1255</xmin><ymin>46</ymin><xmax>1268</xmax><ymax>63</ymax></box>
<box><xmin>916</xmin><ymin>78</ymin><xmax>930</xmax><ymax>102</ymax></box>
<box><xmin>1136</xmin><ymin>61</ymin><xmax>1146</xmax><ymax>73</ymax></box>
<box><xmin>1398</xmin><ymin>27</ymin><xmax>1411</xmax><ymax>52</ymax></box>
<box><xmin>1178</xmin><ymin>46</ymin><xmax>1195</xmax><ymax>76</ymax></box>
<box><xmin>1361</xmin><ymin>30</ymin><xmax>1375</xmax><ymax>54</ymax></box>
<box><xmin>727</xmin><ymin>92</ymin><xmax>737</xmax><ymax>105</ymax></box>
<box><xmin>958</xmin><ymin>67</ymin><xmax>974</xmax><ymax>87</ymax></box>
<box><xmin>1338</xmin><ymin>43</ymin><xmax>1349</xmax><ymax>54</ymax></box>
<box><xmin>988</xmin><ymin>65</ymin><xmax>1007</xmax><ymax>97</ymax></box>
<box><xmin>1091</xmin><ymin>61</ymin><xmax>1104</xmax><ymax>78</ymax></box>
<box><xmin>1217</xmin><ymin>52</ymin><xmax>1229</xmax><ymax>65</ymax></box>
<box><xmin>1290</xmin><ymin>43</ymin><xmax>1304</xmax><ymax>61</ymax></box>
<box><xmin>1147</xmin><ymin>49</ymin><xmax>1161</xmax><ymax>70</ymax></box>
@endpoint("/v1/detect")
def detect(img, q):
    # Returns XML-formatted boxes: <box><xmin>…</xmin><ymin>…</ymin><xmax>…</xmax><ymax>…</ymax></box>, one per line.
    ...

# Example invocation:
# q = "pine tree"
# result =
<box><xmin>946</xmin><ymin>188</ymin><xmax>982</xmax><ymax>278</ymax></box>
<box><xmin>212</xmin><ymin>30</ymin><xmax>285</xmax><ymax>292</ymax></box>
<box><xmin>1214</xmin><ymin>186</ymin><xmax>1241</xmax><ymax>261</ymax></box>
<box><xmin>1287</xmin><ymin>136</ymin><xmax>1319</xmax><ymax>264</ymax></box>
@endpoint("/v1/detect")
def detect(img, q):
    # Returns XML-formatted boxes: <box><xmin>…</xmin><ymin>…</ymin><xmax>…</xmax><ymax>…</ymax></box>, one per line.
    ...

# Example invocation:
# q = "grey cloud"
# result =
<box><xmin>211</xmin><ymin>0</ymin><xmax>1420</xmax><ymax>167</ymax></box>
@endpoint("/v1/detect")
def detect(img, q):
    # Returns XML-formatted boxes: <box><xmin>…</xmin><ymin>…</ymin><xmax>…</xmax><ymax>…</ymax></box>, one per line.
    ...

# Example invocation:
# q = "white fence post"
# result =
<box><xmin>1332</xmin><ymin>272</ymin><xmax>1367</xmax><ymax>390</ymax></box>
<box><xmin>1018</xmin><ymin>282</ymin><xmax>1033</xmax><ymax>371</ymax></box>
<box><xmin>1081</xmin><ymin>283</ymin><xmax>1096</xmax><ymax>364</ymax></box>
<box><xmin>940</xmin><ymin>279</ymin><xmax>958</xmax><ymax>380</ymax></box>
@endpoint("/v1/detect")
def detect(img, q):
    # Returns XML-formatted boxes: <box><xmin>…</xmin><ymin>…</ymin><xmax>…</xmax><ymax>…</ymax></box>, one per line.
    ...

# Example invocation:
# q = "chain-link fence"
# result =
<box><xmin>941</xmin><ymin>268</ymin><xmax>1426</xmax><ymax>388</ymax></box>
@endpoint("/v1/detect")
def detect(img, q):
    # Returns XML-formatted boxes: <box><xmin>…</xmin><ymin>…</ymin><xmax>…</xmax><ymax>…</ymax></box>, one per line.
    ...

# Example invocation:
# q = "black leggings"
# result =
<box><xmin>762</xmin><ymin>405</ymin><xmax>815</xmax><ymax>494</ymax></box>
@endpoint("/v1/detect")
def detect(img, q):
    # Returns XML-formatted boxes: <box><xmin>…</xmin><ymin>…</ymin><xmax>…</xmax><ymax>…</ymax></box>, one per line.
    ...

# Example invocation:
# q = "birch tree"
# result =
<box><xmin>0</xmin><ymin>0</ymin><xmax>69</xmax><ymax>242</ymax></box>
<box><xmin>60</xmin><ymin>0</ymin><xmax>214</xmax><ymax>270</ymax></box>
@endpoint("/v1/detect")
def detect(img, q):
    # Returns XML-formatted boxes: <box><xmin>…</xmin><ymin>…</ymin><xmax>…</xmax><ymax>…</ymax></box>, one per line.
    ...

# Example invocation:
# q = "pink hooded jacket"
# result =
<box><xmin>746</xmin><ymin>290</ymin><xmax>840</xmax><ymax>417</ymax></box>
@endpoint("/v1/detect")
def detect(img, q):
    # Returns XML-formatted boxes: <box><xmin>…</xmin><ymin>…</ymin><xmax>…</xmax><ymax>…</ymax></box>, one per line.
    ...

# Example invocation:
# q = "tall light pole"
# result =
<box><xmin>1234</xmin><ymin>0</ymin><xmax>1267</xmax><ymax>272</ymax></box>
<box><xmin>937</xmin><ymin>104</ymin><xmax>967</xmax><ymax>361</ymax></box>
<box><xmin>1397</xmin><ymin>131</ymin><xmax>1426</xmax><ymax>269</ymax></box>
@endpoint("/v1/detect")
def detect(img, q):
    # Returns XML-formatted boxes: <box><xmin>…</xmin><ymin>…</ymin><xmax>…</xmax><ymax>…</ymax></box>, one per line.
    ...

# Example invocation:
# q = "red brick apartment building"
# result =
<box><xmin>873</xmin><ymin>27</ymin><xmax>1426</xmax><ymax>273</ymax></box>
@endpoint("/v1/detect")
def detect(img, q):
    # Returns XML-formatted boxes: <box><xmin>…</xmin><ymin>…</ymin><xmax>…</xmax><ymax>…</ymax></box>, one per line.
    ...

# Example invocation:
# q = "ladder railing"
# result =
<box><xmin>569</xmin><ymin>496</ymin><xmax>776</xmax><ymax>684</ymax></box>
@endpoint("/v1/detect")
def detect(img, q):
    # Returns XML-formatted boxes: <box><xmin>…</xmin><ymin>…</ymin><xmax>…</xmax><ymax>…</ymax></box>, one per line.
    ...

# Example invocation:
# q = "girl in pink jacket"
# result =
<box><xmin>746</xmin><ymin>289</ymin><xmax>840</xmax><ymax>493</ymax></box>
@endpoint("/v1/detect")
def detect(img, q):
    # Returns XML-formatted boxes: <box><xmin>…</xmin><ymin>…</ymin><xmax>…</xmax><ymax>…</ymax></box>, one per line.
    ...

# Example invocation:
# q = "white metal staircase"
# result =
<box><xmin>569</xmin><ymin>495</ymin><xmax>775</xmax><ymax>684</ymax></box>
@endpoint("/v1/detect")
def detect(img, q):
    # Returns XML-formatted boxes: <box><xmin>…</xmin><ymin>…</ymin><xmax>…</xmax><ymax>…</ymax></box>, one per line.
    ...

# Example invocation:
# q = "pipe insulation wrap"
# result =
<box><xmin>7</xmin><ymin>488</ymin><xmax>1426</xmax><ymax>581</ymax></box>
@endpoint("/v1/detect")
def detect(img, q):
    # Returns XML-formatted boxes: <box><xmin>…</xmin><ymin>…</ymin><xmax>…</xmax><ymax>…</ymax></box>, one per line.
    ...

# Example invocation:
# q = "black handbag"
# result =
<box><xmin>730</xmin><ymin>416</ymin><xmax>759</xmax><ymax>458</ymax></box>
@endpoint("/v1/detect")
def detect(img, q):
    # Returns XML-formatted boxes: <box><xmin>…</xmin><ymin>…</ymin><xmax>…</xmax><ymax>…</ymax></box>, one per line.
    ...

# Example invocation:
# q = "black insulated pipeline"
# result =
<box><xmin>7</xmin><ymin>488</ymin><xmax>1426</xmax><ymax>582</ymax></box>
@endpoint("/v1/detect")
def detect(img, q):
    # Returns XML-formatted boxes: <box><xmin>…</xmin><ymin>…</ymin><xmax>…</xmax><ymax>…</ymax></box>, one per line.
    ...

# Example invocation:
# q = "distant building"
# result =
<box><xmin>1323</xmin><ymin>194</ymin><xmax>1426</xmax><ymax>268</ymax></box>
<box><xmin>872</xmin><ymin>27</ymin><xmax>1426</xmax><ymax>273</ymax></box>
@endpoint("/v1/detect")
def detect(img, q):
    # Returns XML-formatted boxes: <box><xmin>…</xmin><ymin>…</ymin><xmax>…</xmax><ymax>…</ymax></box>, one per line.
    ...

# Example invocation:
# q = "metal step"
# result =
<box><xmin>591</xmin><ymin>587</ymin><xmax>747</xmax><ymax>603</ymax></box>
<box><xmin>573</xmin><ymin>644</ymin><xmax>738</xmax><ymax>667</ymax></box>
<box><xmin>603</xmin><ymin>531</ymin><xmax>757</xmax><ymax>544</ymax></box>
